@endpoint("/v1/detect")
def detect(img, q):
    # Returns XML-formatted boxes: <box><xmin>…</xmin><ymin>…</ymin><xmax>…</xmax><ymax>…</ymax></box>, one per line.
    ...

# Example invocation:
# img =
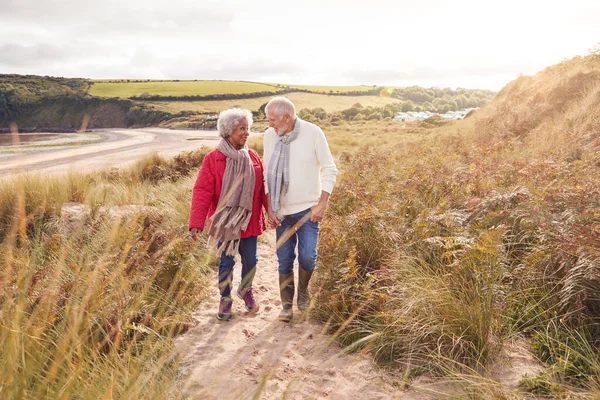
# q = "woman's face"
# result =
<box><xmin>228</xmin><ymin>120</ymin><xmax>249</xmax><ymax>149</ymax></box>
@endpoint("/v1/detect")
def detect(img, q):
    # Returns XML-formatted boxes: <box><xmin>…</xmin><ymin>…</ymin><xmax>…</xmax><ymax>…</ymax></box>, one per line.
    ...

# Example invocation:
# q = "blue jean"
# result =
<box><xmin>275</xmin><ymin>208</ymin><xmax>320</xmax><ymax>274</ymax></box>
<box><xmin>218</xmin><ymin>236</ymin><xmax>258</xmax><ymax>298</ymax></box>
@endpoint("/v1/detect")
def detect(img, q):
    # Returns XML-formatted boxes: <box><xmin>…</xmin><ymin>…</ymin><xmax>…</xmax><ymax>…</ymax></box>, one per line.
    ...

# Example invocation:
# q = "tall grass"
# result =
<box><xmin>0</xmin><ymin>150</ymin><xmax>212</xmax><ymax>399</ymax></box>
<box><xmin>311</xmin><ymin>51</ymin><xmax>600</xmax><ymax>396</ymax></box>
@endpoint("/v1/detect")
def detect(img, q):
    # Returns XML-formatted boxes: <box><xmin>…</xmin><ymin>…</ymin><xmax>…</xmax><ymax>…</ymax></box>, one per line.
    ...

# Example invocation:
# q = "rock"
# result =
<box><xmin>60</xmin><ymin>202</ymin><xmax>158</xmax><ymax>232</ymax></box>
<box><xmin>60</xmin><ymin>202</ymin><xmax>91</xmax><ymax>232</ymax></box>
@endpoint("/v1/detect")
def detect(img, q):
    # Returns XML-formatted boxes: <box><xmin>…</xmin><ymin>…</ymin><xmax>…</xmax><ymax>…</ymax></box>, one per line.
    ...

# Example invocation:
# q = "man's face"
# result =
<box><xmin>267</xmin><ymin>110</ymin><xmax>290</xmax><ymax>135</ymax></box>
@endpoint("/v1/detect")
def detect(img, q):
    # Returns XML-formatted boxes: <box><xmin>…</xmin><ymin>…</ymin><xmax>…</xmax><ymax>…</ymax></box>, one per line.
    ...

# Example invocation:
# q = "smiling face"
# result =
<box><xmin>266</xmin><ymin>110</ymin><xmax>293</xmax><ymax>136</ymax></box>
<box><xmin>227</xmin><ymin>119</ymin><xmax>249</xmax><ymax>149</ymax></box>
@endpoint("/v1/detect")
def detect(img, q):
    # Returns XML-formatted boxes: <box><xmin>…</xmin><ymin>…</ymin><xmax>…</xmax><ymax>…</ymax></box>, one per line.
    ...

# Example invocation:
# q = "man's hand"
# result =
<box><xmin>267</xmin><ymin>208</ymin><xmax>280</xmax><ymax>229</ymax></box>
<box><xmin>310</xmin><ymin>191</ymin><xmax>331</xmax><ymax>223</ymax></box>
<box><xmin>190</xmin><ymin>228</ymin><xmax>201</xmax><ymax>240</ymax></box>
<box><xmin>310</xmin><ymin>202</ymin><xmax>326</xmax><ymax>223</ymax></box>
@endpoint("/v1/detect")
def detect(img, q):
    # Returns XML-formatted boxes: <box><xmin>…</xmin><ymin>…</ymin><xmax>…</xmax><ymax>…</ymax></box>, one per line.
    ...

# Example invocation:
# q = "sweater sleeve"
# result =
<box><xmin>315</xmin><ymin>128</ymin><xmax>338</xmax><ymax>194</ymax></box>
<box><xmin>189</xmin><ymin>153</ymin><xmax>216</xmax><ymax>231</ymax></box>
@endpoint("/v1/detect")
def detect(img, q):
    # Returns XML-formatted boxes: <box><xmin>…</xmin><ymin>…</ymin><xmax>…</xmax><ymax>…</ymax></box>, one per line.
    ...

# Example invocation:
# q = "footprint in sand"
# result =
<box><xmin>242</xmin><ymin>328</ymin><xmax>256</xmax><ymax>339</ymax></box>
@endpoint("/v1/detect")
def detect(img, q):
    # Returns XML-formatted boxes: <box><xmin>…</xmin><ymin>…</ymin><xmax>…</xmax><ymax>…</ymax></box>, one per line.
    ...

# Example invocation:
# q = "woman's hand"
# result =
<box><xmin>267</xmin><ymin>208</ymin><xmax>280</xmax><ymax>229</ymax></box>
<box><xmin>190</xmin><ymin>228</ymin><xmax>201</xmax><ymax>240</ymax></box>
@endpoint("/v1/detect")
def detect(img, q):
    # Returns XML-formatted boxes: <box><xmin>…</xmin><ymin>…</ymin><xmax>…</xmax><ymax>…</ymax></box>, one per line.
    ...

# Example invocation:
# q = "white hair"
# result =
<box><xmin>217</xmin><ymin>108</ymin><xmax>253</xmax><ymax>139</ymax></box>
<box><xmin>265</xmin><ymin>96</ymin><xmax>296</xmax><ymax>119</ymax></box>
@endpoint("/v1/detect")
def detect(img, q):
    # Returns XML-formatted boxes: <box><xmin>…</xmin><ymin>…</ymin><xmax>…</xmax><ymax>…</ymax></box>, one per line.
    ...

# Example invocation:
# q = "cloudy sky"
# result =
<box><xmin>1</xmin><ymin>0</ymin><xmax>598</xmax><ymax>90</ymax></box>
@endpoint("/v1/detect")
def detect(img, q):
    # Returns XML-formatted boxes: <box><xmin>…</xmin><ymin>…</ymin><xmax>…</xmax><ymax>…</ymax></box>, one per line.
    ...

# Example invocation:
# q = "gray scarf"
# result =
<box><xmin>266</xmin><ymin>118</ymin><xmax>300</xmax><ymax>219</ymax></box>
<box><xmin>207</xmin><ymin>138</ymin><xmax>255</xmax><ymax>256</ymax></box>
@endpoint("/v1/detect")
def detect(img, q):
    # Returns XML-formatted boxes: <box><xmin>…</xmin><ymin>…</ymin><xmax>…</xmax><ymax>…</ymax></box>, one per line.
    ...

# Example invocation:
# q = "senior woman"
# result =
<box><xmin>189</xmin><ymin>108</ymin><xmax>267</xmax><ymax>321</ymax></box>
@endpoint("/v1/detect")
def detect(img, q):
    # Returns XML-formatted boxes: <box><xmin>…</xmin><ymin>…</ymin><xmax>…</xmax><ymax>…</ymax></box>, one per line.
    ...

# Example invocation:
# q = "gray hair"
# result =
<box><xmin>265</xmin><ymin>96</ymin><xmax>296</xmax><ymax>120</ymax></box>
<box><xmin>217</xmin><ymin>108</ymin><xmax>253</xmax><ymax>139</ymax></box>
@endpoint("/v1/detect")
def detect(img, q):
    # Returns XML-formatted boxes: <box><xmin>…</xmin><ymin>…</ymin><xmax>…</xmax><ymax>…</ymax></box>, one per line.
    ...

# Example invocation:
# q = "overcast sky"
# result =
<box><xmin>1</xmin><ymin>0</ymin><xmax>598</xmax><ymax>90</ymax></box>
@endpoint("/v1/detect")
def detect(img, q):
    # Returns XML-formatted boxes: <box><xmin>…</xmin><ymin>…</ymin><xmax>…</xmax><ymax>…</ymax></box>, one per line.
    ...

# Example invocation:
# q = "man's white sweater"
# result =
<box><xmin>263</xmin><ymin>118</ymin><xmax>338</xmax><ymax>216</ymax></box>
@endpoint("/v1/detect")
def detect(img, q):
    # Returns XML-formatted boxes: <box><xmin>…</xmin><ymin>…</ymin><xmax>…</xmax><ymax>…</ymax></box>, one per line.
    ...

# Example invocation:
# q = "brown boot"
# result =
<box><xmin>297</xmin><ymin>268</ymin><xmax>313</xmax><ymax>311</ymax></box>
<box><xmin>278</xmin><ymin>273</ymin><xmax>294</xmax><ymax>322</ymax></box>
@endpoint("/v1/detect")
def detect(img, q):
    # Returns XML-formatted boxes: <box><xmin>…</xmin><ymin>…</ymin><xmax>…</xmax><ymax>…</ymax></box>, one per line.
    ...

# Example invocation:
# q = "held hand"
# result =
<box><xmin>190</xmin><ymin>228</ymin><xmax>201</xmax><ymax>241</ymax></box>
<box><xmin>267</xmin><ymin>208</ymin><xmax>280</xmax><ymax>229</ymax></box>
<box><xmin>310</xmin><ymin>202</ymin><xmax>326</xmax><ymax>223</ymax></box>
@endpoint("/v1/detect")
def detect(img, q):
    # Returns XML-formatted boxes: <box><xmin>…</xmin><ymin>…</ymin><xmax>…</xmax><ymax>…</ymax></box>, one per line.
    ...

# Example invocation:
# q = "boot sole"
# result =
<box><xmin>278</xmin><ymin>308</ymin><xmax>293</xmax><ymax>322</ymax></box>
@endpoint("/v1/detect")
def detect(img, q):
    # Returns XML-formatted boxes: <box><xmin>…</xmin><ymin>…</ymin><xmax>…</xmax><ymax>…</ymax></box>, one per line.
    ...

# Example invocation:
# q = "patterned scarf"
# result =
<box><xmin>207</xmin><ymin>138</ymin><xmax>255</xmax><ymax>256</ymax></box>
<box><xmin>266</xmin><ymin>118</ymin><xmax>300</xmax><ymax>219</ymax></box>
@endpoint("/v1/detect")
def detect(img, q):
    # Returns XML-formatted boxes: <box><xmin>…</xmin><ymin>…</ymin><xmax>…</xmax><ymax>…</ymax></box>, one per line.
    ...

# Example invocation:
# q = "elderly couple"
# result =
<box><xmin>188</xmin><ymin>97</ymin><xmax>338</xmax><ymax>322</ymax></box>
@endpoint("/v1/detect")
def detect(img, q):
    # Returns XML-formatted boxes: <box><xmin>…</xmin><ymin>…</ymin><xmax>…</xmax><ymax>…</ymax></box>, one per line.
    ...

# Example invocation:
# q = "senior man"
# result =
<box><xmin>263</xmin><ymin>96</ymin><xmax>338</xmax><ymax>322</ymax></box>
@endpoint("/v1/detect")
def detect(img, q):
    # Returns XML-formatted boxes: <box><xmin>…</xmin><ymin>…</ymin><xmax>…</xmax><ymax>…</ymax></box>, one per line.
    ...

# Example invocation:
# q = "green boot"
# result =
<box><xmin>278</xmin><ymin>273</ymin><xmax>294</xmax><ymax>322</ymax></box>
<box><xmin>297</xmin><ymin>268</ymin><xmax>313</xmax><ymax>312</ymax></box>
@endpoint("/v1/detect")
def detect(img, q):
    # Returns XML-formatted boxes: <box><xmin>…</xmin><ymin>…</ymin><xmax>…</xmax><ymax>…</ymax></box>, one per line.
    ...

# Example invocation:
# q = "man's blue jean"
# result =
<box><xmin>218</xmin><ymin>236</ymin><xmax>258</xmax><ymax>298</ymax></box>
<box><xmin>275</xmin><ymin>208</ymin><xmax>320</xmax><ymax>274</ymax></box>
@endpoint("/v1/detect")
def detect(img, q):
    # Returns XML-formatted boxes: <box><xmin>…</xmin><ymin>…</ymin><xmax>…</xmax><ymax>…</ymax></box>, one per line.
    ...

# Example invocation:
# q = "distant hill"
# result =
<box><xmin>475</xmin><ymin>53</ymin><xmax>600</xmax><ymax>145</ymax></box>
<box><xmin>89</xmin><ymin>80</ymin><xmax>383</xmax><ymax>100</ymax></box>
<box><xmin>0</xmin><ymin>75</ymin><xmax>172</xmax><ymax>131</ymax></box>
<box><xmin>1</xmin><ymin>74</ymin><xmax>497</xmax><ymax>131</ymax></box>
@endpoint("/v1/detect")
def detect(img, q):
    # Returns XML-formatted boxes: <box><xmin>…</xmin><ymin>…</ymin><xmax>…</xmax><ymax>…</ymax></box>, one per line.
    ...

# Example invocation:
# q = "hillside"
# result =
<box><xmin>0</xmin><ymin>75</ymin><xmax>89</xmax><ymax>124</ymax></box>
<box><xmin>2</xmin><ymin>75</ymin><xmax>496</xmax><ymax>131</ymax></box>
<box><xmin>476</xmin><ymin>53</ymin><xmax>600</xmax><ymax>148</ymax></box>
<box><xmin>0</xmin><ymin>75</ymin><xmax>173</xmax><ymax>131</ymax></box>
<box><xmin>312</xmin><ymin>51</ymin><xmax>600</xmax><ymax>397</ymax></box>
<box><xmin>94</xmin><ymin>80</ymin><xmax>494</xmax><ymax>115</ymax></box>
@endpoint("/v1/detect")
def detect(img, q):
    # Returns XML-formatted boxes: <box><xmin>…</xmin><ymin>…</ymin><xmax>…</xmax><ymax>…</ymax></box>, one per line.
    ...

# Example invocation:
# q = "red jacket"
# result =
<box><xmin>189</xmin><ymin>148</ymin><xmax>267</xmax><ymax>238</ymax></box>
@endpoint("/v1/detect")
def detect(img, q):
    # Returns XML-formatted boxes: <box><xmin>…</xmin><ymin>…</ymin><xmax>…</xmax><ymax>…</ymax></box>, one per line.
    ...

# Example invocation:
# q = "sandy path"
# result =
<box><xmin>175</xmin><ymin>232</ymin><xmax>407</xmax><ymax>400</ymax></box>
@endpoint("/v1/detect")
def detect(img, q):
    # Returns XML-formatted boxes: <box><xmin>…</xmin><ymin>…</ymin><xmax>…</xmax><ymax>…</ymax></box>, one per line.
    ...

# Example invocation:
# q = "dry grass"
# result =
<box><xmin>310</xmin><ymin>52</ymin><xmax>600</xmax><ymax>397</ymax></box>
<box><xmin>0</xmin><ymin>150</ymin><xmax>213</xmax><ymax>399</ymax></box>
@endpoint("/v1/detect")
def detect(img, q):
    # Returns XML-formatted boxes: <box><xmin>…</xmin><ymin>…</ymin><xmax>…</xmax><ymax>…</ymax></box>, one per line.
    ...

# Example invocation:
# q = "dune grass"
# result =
<box><xmin>0</xmin><ymin>149</ymin><xmax>214</xmax><ymax>399</ymax></box>
<box><xmin>308</xmin><ymin>52</ymin><xmax>600</xmax><ymax>397</ymax></box>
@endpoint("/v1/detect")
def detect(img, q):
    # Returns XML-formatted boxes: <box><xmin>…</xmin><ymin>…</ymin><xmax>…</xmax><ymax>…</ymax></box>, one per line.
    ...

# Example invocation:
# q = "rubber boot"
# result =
<box><xmin>278</xmin><ymin>273</ymin><xmax>294</xmax><ymax>322</ymax></box>
<box><xmin>297</xmin><ymin>268</ymin><xmax>313</xmax><ymax>312</ymax></box>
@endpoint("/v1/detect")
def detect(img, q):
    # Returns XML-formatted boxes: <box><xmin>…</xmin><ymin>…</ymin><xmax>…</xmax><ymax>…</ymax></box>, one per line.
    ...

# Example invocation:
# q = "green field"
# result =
<box><xmin>89</xmin><ymin>80</ymin><xmax>279</xmax><ymax>98</ymax></box>
<box><xmin>89</xmin><ymin>80</ymin><xmax>386</xmax><ymax>99</ymax></box>
<box><xmin>146</xmin><ymin>92</ymin><xmax>402</xmax><ymax>114</ymax></box>
<box><xmin>274</xmin><ymin>84</ymin><xmax>380</xmax><ymax>92</ymax></box>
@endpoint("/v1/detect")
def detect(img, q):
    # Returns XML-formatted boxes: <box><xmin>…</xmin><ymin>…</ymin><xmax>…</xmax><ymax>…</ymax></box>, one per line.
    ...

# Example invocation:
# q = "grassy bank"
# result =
<box><xmin>310</xmin><ymin>52</ymin><xmax>600</xmax><ymax>397</ymax></box>
<box><xmin>0</xmin><ymin>150</ymin><xmax>214</xmax><ymax>399</ymax></box>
